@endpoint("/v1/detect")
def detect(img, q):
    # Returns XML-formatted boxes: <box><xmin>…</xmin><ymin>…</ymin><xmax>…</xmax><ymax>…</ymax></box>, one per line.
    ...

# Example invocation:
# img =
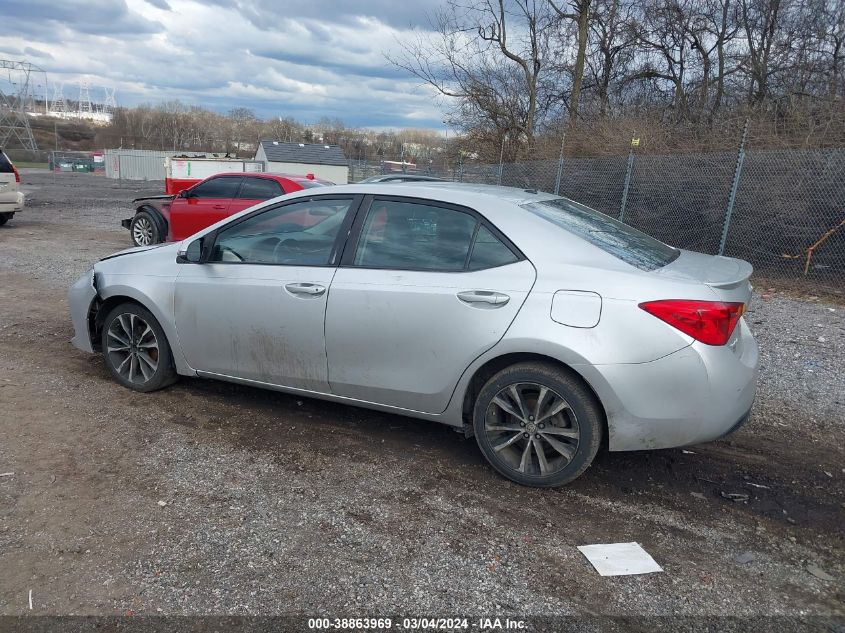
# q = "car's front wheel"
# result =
<box><xmin>130</xmin><ymin>211</ymin><xmax>161</xmax><ymax>246</ymax></box>
<box><xmin>473</xmin><ymin>362</ymin><xmax>603</xmax><ymax>487</ymax></box>
<box><xmin>101</xmin><ymin>303</ymin><xmax>177</xmax><ymax>392</ymax></box>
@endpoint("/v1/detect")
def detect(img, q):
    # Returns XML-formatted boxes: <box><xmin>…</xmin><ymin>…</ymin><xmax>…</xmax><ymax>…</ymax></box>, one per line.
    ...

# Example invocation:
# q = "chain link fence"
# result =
<box><xmin>48</xmin><ymin>150</ymin><xmax>106</xmax><ymax>173</ymax></box>
<box><xmin>350</xmin><ymin>146</ymin><xmax>845</xmax><ymax>287</ymax></box>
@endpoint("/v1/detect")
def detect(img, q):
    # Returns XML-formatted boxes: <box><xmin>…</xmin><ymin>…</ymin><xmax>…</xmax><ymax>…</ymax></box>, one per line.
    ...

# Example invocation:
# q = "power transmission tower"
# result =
<box><xmin>78</xmin><ymin>82</ymin><xmax>92</xmax><ymax>114</ymax></box>
<box><xmin>103</xmin><ymin>86</ymin><xmax>117</xmax><ymax>113</ymax></box>
<box><xmin>0</xmin><ymin>59</ymin><xmax>42</xmax><ymax>154</ymax></box>
<box><xmin>50</xmin><ymin>82</ymin><xmax>66</xmax><ymax>113</ymax></box>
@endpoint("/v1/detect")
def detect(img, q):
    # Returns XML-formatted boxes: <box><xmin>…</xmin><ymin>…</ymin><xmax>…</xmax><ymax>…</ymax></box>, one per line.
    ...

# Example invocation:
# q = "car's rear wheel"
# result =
<box><xmin>0</xmin><ymin>213</ymin><xmax>12</xmax><ymax>226</ymax></box>
<box><xmin>101</xmin><ymin>303</ymin><xmax>177</xmax><ymax>392</ymax></box>
<box><xmin>130</xmin><ymin>211</ymin><xmax>161</xmax><ymax>246</ymax></box>
<box><xmin>473</xmin><ymin>362</ymin><xmax>602</xmax><ymax>487</ymax></box>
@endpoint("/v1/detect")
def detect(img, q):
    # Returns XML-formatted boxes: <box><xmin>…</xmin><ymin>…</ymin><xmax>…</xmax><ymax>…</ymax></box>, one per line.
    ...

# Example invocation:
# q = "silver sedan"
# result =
<box><xmin>68</xmin><ymin>183</ymin><xmax>759</xmax><ymax>487</ymax></box>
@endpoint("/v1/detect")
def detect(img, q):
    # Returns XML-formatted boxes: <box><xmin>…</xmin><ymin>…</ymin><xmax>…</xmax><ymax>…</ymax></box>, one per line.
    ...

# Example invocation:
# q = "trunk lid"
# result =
<box><xmin>653</xmin><ymin>249</ymin><xmax>753</xmax><ymax>304</ymax></box>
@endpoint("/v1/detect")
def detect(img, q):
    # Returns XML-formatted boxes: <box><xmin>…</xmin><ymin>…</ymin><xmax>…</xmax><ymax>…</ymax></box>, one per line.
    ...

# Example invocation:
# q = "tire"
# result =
<box><xmin>473</xmin><ymin>362</ymin><xmax>603</xmax><ymax>487</ymax></box>
<box><xmin>130</xmin><ymin>210</ymin><xmax>162</xmax><ymax>246</ymax></box>
<box><xmin>0</xmin><ymin>213</ymin><xmax>11</xmax><ymax>226</ymax></box>
<box><xmin>101</xmin><ymin>303</ymin><xmax>178</xmax><ymax>392</ymax></box>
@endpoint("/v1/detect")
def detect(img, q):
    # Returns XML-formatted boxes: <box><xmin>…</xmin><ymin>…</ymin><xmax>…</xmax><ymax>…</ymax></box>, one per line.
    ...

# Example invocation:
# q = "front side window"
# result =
<box><xmin>239</xmin><ymin>177</ymin><xmax>284</xmax><ymax>199</ymax></box>
<box><xmin>353</xmin><ymin>200</ymin><xmax>516</xmax><ymax>272</ymax></box>
<box><xmin>209</xmin><ymin>198</ymin><xmax>354</xmax><ymax>266</ymax></box>
<box><xmin>523</xmin><ymin>198</ymin><xmax>679</xmax><ymax>271</ymax></box>
<box><xmin>189</xmin><ymin>176</ymin><xmax>242</xmax><ymax>199</ymax></box>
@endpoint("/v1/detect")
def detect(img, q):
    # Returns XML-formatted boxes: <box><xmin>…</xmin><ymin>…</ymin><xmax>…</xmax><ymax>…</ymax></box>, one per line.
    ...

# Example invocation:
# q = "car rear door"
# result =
<box><xmin>174</xmin><ymin>195</ymin><xmax>359</xmax><ymax>391</ymax></box>
<box><xmin>0</xmin><ymin>152</ymin><xmax>17</xmax><ymax>207</ymax></box>
<box><xmin>324</xmin><ymin>196</ymin><xmax>536</xmax><ymax>414</ymax></box>
<box><xmin>227</xmin><ymin>176</ymin><xmax>286</xmax><ymax>215</ymax></box>
<box><xmin>169</xmin><ymin>176</ymin><xmax>243</xmax><ymax>240</ymax></box>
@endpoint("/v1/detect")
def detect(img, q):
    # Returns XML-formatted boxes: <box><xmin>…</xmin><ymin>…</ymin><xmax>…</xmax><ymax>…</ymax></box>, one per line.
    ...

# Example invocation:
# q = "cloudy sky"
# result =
<box><xmin>0</xmin><ymin>0</ymin><xmax>451</xmax><ymax>129</ymax></box>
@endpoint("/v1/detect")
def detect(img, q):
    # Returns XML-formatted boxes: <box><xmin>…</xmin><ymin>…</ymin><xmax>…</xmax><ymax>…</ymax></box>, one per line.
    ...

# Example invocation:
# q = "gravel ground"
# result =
<box><xmin>0</xmin><ymin>171</ymin><xmax>842</xmax><ymax>626</ymax></box>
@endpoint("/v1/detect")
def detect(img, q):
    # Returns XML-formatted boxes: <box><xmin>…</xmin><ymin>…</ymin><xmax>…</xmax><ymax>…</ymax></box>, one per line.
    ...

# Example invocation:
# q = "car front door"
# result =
<box><xmin>169</xmin><ymin>176</ymin><xmax>243</xmax><ymax>240</ymax></box>
<box><xmin>227</xmin><ymin>176</ymin><xmax>285</xmax><ymax>216</ymax></box>
<box><xmin>324</xmin><ymin>196</ymin><xmax>536</xmax><ymax>414</ymax></box>
<box><xmin>174</xmin><ymin>196</ymin><xmax>359</xmax><ymax>390</ymax></box>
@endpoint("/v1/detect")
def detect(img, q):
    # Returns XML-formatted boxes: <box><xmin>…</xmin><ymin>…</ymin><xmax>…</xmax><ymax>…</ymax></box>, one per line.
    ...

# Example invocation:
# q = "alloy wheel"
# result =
<box><xmin>106</xmin><ymin>313</ymin><xmax>160</xmax><ymax>385</ymax></box>
<box><xmin>483</xmin><ymin>382</ymin><xmax>580</xmax><ymax>477</ymax></box>
<box><xmin>132</xmin><ymin>216</ymin><xmax>154</xmax><ymax>246</ymax></box>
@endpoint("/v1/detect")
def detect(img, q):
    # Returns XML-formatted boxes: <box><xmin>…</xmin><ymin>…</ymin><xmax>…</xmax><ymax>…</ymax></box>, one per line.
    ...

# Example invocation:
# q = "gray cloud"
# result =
<box><xmin>200</xmin><ymin>0</ymin><xmax>443</xmax><ymax>30</ymax></box>
<box><xmin>1</xmin><ymin>0</ymin><xmax>164</xmax><ymax>37</ymax></box>
<box><xmin>144</xmin><ymin>0</ymin><xmax>172</xmax><ymax>9</ymax></box>
<box><xmin>23</xmin><ymin>46</ymin><xmax>54</xmax><ymax>60</ymax></box>
<box><xmin>0</xmin><ymin>0</ymin><xmax>448</xmax><ymax>129</ymax></box>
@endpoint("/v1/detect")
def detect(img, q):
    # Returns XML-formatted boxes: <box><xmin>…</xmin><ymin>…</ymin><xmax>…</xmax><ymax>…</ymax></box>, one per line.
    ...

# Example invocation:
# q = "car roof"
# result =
<box><xmin>362</xmin><ymin>174</ymin><xmax>446</xmax><ymax>182</ymax></box>
<box><xmin>204</xmin><ymin>172</ymin><xmax>330</xmax><ymax>183</ymax></box>
<box><xmin>311</xmin><ymin>181</ymin><xmax>558</xmax><ymax>206</ymax></box>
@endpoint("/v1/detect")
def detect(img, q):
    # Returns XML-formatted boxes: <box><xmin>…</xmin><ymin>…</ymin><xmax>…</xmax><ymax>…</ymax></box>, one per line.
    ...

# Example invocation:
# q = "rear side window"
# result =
<box><xmin>190</xmin><ymin>176</ymin><xmax>242</xmax><ymax>199</ymax></box>
<box><xmin>354</xmin><ymin>201</ymin><xmax>476</xmax><ymax>270</ymax></box>
<box><xmin>0</xmin><ymin>152</ymin><xmax>13</xmax><ymax>173</ymax></box>
<box><xmin>239</xmin><ymin>177</ymin><xmax>284</xmax><ymax>199</ymax></box>
<box><xmin>523</xmin><ymin>198</ymin><xmax>679</xmax><ymax>271</ymax></box>
<box><xmin>352</xmin><ymin>199</ymin><xmax>519</xmax><ymax>272</ymax></box>
<box><xmin>468</xmin><ymin>225</ymin><xmax>518</xmax><ymax>270</ymax></box>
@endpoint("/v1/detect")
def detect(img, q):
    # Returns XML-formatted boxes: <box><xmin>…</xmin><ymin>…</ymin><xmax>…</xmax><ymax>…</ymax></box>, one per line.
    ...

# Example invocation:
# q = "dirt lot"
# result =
<box><xmin>0</xmin><ymin>171</ymin><xmax>843</xmax><ymax>624</ymax></box>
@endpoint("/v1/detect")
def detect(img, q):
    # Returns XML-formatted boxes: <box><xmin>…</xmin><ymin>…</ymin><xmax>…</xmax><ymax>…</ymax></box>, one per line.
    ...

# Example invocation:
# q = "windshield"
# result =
<box><xmin>523</xmin><ymin>198</ymin><xmax>679</xmax><ymax>271</ymax></box>
<box><xmin>296</xmin><ymin>180</ymin><xmax>328</xmax><ymax>189</ymax></box>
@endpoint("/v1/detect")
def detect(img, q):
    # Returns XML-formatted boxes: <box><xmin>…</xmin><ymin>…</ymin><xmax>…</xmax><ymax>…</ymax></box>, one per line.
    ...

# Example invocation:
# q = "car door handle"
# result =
<box><xmin>212</xmin><ymin>204</ymin><xmax>227</xmax><ymax>210</ymax></box>
<box><xmin>457</xmin><ymin>290</ymin><xmax>510</xmax><ymax>307</ymax></box>
<box><xmin>285</xmin><ymin>282</ymin><xmax>326</xmax><ymax>297</ymax></box>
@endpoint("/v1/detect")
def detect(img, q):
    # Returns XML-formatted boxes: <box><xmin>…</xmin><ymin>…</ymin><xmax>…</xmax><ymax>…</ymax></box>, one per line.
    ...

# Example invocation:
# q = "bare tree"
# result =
<box><xmin>550</xmin><ymin>0</ymin><xmax>592</xmax><ymax>126</ymax></box>
<box><xmin>739</xmin><ymin>0</ymin><xmax>791</xmax><ymax>106</ymax></box>
<box><xmin>388</xmin><ymin>0</ymin><xmax>558</xmax><ymax>155</ymax></box>
<box><xmin>699</xmin><ymin>0</ymin><xmax>741</xmax><ymax>118</ymax></box>
<box><xmin>628</xmin><ymin>0</ymin><xmax>700</xmax><ymax>120</ymax></box>
<box><xmin>585</xmin><ymin>0</ymin><xmax>637</xmax><ymax>116</ymax></box>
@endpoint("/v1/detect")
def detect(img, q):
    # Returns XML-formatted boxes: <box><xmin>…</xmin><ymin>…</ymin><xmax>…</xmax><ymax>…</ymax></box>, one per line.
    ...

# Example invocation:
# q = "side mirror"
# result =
<box><xmin>177</xmin><ymin>237</ymin><xmax>204</xmax><ymax>264</ymax></box>
<box><xmin>178</xmin><ymin>189</ymin><xmax>190</xmax><ymax>198</ymax></box>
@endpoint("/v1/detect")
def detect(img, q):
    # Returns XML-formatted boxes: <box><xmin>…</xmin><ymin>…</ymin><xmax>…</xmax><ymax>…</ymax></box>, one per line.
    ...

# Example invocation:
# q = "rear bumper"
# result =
<box><xmin>68</xmin><ymin>270</ymin><xmax>98</xmax><ymax>353</ymax></box>
<box><xmin>580</xmin><ymin>318</ymin><xmax>759</xmax><ymax>451</ymax></box>
<box><xmin>0</xmin><ymin>191</ymin><xmax>24</xmax><ymax>213</ymax></box>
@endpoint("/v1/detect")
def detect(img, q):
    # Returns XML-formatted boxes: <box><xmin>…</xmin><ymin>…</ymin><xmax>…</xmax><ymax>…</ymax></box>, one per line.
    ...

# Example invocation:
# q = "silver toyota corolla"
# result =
<box><xmin>68</xmin><ymin>183</ymin><xmax>759</xmax><ymax>487</ymax></box>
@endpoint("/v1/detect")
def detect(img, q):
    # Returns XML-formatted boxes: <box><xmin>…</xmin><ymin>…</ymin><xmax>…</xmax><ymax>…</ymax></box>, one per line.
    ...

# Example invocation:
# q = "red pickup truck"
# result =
<box><xmin>122</xmin><ymin>172</ymin><xmax>333</xmax><ymax>246</ymax></box>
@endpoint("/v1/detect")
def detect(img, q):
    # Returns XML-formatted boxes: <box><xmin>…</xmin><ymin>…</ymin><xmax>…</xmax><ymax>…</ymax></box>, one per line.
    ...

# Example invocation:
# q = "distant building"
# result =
<box><xmin>255</xmin><ymin>140</ymin><xmax>349</xmax><ymax>184</ymax></box>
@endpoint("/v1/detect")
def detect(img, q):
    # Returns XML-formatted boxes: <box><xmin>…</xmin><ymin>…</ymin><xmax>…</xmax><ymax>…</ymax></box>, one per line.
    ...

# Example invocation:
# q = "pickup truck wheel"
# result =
<box><xmin>0</xmin><ymin>213</ymin><xmax>11</xmax><ymax>226</ymax></box>
<box><xmin>130</xmin><ymin>211</ymin><xmax>160</xmax><ymax>246</ymax></box>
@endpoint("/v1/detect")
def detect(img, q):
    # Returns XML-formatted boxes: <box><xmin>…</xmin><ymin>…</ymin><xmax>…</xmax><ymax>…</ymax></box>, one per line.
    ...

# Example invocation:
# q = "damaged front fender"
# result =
<box><xmin>68</xmin><ymin>269</ymin><xmax>99</xmax><ymax>353</ymax></box>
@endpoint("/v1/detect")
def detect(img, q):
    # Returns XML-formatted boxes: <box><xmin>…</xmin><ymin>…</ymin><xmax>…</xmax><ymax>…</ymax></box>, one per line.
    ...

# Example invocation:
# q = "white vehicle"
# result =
<box><xmin>0</xmin><ymin>148</ymin><xmax>24</xmax><ymax>225</ymax></box>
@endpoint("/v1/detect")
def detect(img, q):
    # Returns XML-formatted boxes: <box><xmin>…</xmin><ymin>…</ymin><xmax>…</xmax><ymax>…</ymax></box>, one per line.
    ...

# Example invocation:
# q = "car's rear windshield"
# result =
<box><xmin>0</xmin><ymin>151</ymin><xmax>13</xmax><ymax>173</ymax></box>
<box><xmin>523</xmin><ymin>197</ymin><xmax>679</xmax><ymax>271</ymax></box>
<box><xmin>296</xmin><ymin>180</ymin><xmax>328</xmax><ymax>189</ymax></box>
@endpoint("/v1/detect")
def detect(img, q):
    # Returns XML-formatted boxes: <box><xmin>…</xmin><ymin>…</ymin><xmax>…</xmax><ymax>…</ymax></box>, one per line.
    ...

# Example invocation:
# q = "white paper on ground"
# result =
<box><xmin>577</xmin><ymin>542</ymin><xmax>664</xmax><ymax>576</ymax></box>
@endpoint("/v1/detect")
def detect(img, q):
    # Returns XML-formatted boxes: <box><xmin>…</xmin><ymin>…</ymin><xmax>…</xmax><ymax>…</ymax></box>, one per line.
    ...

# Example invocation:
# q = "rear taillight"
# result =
<box><xmin>12</xmin><ymin>165</ymin><xmax>20</xmax><ymax>183</ymax></box>
<box><xmin>639</xmin><ymin>299</ymin><xmax>745</xmax><ymax>346</ymax></box>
